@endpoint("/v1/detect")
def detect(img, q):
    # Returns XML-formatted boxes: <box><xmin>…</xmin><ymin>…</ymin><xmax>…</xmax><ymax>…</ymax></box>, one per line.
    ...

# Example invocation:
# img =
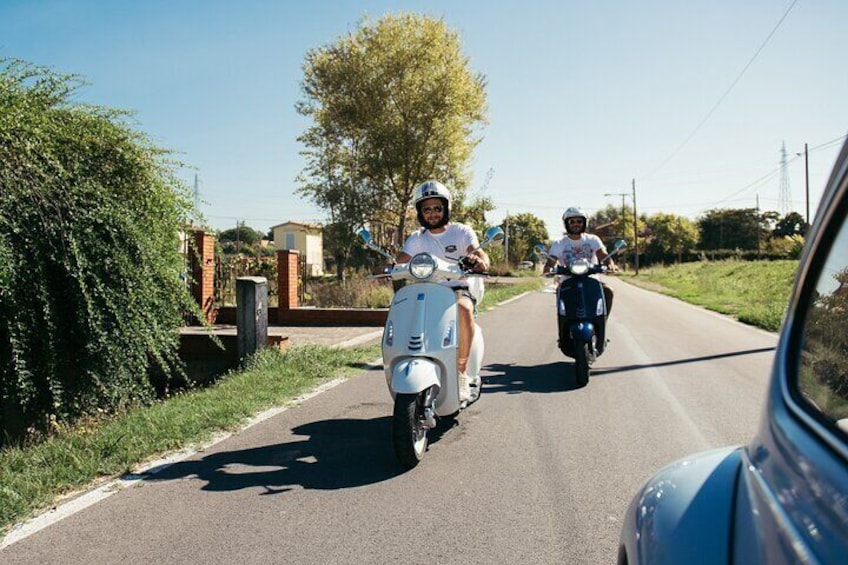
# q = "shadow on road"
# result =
<box><xmin>143</xmin><ymin>416</ymin><xmax>442</xmax><ymax>493</ymax></box>
<box><xmin>143</xmin><ymin>413</ymin><xmax>464</xmax><ymax>493</ymax></box>
<box><xmin>590</xmin><ymin>347</ymin><xmax>776</xmax><ymax>377</ymax></box>
<box><xmin>483</xmin><ymin>362</ymin><xmax>584</xmax><ymax>393</ymax></box>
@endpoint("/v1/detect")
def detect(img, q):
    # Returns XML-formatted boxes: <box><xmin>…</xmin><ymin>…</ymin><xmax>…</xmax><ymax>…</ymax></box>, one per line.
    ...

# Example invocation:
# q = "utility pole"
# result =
<box><xmin>795</xmin><ymin>143</ymin><xmax>811</xmax><ymax>228</ymax></box>
<box><xmin>756</xmin><ymin>194</ymin><xmax>761</xmax><ymax>258</ymax></box>
<box><xmin>804</xmin><ymin>142</ymin><xmax>810</xmax><ymax>225</ymax></box>
<box><xmin>632</xmin><ymin>179</ymin><xmax>639</xmax><ymax>275</ymax></box>
<box><xmin>504</xmin><ymin>212</ymin><xmax>510</xmax><ymax>268</ymax></box>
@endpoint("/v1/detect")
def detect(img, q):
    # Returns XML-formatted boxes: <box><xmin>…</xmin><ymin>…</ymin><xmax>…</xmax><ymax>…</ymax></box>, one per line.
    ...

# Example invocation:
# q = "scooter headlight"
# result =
<box><xmin>569</xmin><ymin>259</ymin><xmax>591</xmax><ymax>276</ymax></box>
<box><xmin>409</xmin><ymin>253</ymin><xmax>437</xmax><ymax>279</ymax></box>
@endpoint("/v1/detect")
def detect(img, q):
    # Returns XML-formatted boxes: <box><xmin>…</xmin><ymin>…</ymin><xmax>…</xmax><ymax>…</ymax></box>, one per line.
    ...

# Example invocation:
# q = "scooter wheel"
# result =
<box><xmin>573</xmin><ymin>340</ymin><xmax>590</xmax><ymax>387</ymax></box>
<box><xmin>392</xmin><ymin>393</ymin><xmax>428</xmax><ymax>468</ymax></box>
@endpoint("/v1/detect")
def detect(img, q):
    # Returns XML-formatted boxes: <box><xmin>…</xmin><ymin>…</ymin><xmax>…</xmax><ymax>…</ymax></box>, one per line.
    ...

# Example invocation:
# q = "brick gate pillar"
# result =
<box><xmin>191</xmin><ymin>229</ymin><xmax>217</xmax><ymax>324</ymax></box>
<box><xmin>277</xmin><ymin>249</ymin><xmax>300</xmax><ymax>318</ymax></box>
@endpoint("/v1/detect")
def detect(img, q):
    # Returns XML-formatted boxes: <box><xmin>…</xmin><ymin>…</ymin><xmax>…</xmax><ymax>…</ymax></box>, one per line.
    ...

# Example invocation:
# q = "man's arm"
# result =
<box><xmin>543</xmin><ymin>256</ymin><xmax>558</xmax><ymax>274</ymax></box>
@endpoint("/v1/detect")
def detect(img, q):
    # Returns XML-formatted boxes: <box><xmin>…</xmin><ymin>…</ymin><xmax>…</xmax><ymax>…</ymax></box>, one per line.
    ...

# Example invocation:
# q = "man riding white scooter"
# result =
<box><xmin>393</xmin><ymin>180</ymin><xmax>491</xmax><ymax>403</ymax></box>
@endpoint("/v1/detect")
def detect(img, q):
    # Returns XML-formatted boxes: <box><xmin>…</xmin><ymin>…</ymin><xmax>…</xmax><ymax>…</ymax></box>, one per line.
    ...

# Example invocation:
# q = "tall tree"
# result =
<box><xmin>218</xmin><ymin>225</ymin><xmax>263</xmax><ymax>246</ymax></box>
<box><xmin>698</xmin><ymin>208</ymin><xmax>760</xmax><ymax>250</ymax></box>
<box><xmin>589</xmin><ymin>204</ymin><xmax>646</xmax><ymax>252</ymax></box>
<box><xmin>774</xmin><ymin>211</ymin><xmax>809</xmax><ymax>237</ymax></box>
<box><xmin>453</xmin><ymin>193</ymin><xmax>496</xmax><ymax>238</ymax></box>
<box><xmin>296</xmin><ymin>13</ymin><xmax>488</xmax><ymax>245</ymax></box>
<box><xmin>645</xmin><ymin>212</ymin><xmax>699</xmax><ymax>262</ymax></box>
<box><xmin>502</xmin><ymin>212</ymin><xmax>549</xmax><ymax>265</ymax></box>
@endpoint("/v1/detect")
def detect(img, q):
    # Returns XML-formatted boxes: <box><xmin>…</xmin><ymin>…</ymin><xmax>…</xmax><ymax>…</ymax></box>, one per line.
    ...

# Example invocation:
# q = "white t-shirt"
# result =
<box><xmin>402</xmin><ymin>223</ymin><xmax>483</xmax><ymax>297</ymax></box>
<box><xmin>548</xmin><ymin>233</ymin><xmax>607</xmax><ymax>266</ymax></box>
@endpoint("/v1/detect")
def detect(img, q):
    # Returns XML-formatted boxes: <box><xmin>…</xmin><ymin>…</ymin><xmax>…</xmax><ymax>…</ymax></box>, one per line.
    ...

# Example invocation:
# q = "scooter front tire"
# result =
<box><xmin>573</xmin><ymin>340</ymin><xmax>590</xmax><ymax>388</ymax></box>
<box><xmin>393</xmin><ymin>393</ymin><xmax>428</xmax><ymax>468</ymax></box>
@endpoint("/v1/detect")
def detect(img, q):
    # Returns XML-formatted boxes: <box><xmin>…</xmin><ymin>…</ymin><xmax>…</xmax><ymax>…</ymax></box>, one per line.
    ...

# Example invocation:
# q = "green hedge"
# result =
<box><xmin>0</xmin><ymin>60</ymin><xmax>198</xmax><ymax>444</ymax></box>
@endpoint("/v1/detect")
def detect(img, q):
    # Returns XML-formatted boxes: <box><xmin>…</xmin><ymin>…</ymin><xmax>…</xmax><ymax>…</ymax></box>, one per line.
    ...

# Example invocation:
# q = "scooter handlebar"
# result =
<box><xmin>548</xmin><ymin>263</ymin><xmax>607</xmax><ymax>276</ymax></box>
<box><xmin>383</xmin><ymin>254</ymin><xmax>481</xmax><ymax>283</ymax></box>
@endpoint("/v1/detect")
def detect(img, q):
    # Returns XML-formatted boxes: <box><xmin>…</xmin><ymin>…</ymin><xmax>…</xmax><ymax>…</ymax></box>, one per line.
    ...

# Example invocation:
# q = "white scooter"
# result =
<box><xmin>357</xmin><ymin>226</ymin><xmax>504</xmax><ymax>468</ymax></box>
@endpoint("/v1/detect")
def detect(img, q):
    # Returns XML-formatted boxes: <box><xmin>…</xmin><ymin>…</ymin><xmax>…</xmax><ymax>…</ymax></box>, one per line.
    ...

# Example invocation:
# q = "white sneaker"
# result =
<box><xmin>458</xmin><ymin>371</ymin><xmax>472</xmax><ymax>403</ymax></box>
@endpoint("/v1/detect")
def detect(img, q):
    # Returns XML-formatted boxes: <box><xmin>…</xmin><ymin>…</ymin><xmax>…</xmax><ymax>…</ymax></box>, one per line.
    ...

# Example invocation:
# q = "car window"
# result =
<box><xmin>798</xmin><ymin>207</ymin><xmax>848</xmax><ymax>437</ymax></box>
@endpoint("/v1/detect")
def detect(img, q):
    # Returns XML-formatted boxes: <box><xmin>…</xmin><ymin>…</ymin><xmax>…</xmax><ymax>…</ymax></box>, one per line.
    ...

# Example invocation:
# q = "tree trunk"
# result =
<box><xmin>335</xmin><ymin>252</ymin><xmax>348</xmax><ymax>281</ymax></box>
<box><xmin>397</xmin><ymin>216</ymin><xmax>407</xmax><ymax>248</ymax></box>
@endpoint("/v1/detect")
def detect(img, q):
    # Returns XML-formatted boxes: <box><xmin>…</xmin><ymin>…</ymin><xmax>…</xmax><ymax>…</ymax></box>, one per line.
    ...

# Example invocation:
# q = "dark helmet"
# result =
<box><xmin>562</xmin><ymin>206</ymin><xmax>587</xmax><ymax>235</ymax></box>
<box><xmin>413</xmin><ymin>180</ymin><xmax>451</xmax><ymax>229</ymax></box>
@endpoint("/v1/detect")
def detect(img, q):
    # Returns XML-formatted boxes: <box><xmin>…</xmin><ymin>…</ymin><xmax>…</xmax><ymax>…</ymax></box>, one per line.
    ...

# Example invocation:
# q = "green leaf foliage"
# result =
<box><xmin>297</xmin><ymin>13</ymin><xmax>488</xmax><ymax>243</ymax></box>
<box><xmin>0</xmin><ymin>60</ymin><xmax>198</xmax><ymax>443</ymax></box>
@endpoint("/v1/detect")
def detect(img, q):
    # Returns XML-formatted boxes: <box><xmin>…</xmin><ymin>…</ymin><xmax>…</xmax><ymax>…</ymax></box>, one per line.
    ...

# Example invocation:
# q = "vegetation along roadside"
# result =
<box><xmin>621</xmin><ymin>259</ymin><xmax>799</xmax><ymax>332</ymax></box>
<box><xmin>0</xmin><ymin>278</ymin><xmax>543</xmax><ymax>536</ymax></box>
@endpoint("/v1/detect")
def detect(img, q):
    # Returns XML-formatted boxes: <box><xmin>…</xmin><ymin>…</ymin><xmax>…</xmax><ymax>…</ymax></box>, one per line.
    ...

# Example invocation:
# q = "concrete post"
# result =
<box><xmin>236</xmin><ymin>276</ymin><xmax>268</xmax><ymax>360</ymax></box>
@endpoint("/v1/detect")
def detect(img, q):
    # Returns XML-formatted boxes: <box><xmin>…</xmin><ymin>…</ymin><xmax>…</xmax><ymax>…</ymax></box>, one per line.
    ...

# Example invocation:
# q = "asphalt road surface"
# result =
<box><xmin>0</xmin><ymin>277</ymin><xmax>779</xmax><ymax>564</ymax></box>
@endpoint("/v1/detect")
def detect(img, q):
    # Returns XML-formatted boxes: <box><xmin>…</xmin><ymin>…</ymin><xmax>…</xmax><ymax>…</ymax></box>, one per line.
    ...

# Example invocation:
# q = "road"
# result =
<box><xmin>0</xmin><ymin>277</ymin><xmax>778</xmax><ymax>564</ymax></box>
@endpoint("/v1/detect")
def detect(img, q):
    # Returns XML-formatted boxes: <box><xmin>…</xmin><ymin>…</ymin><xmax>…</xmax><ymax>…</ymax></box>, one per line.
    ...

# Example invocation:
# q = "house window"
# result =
<box><xmin>285</xmin><ymin>232</ymin><xmax>295</xmax><ymax>249</ymax></box>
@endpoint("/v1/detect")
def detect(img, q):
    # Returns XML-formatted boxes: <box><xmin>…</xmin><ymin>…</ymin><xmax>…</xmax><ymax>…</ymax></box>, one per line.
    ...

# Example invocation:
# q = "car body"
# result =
<box><xmin>618</xmin><ymin>140</ymin><xmax>848</xmax><ymax>564</ymax></box>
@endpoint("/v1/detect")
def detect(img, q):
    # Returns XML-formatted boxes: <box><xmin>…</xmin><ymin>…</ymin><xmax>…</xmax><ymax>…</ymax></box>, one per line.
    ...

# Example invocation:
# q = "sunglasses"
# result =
<box><xmin>422</xmin><ymin>205</ymin><xmax>444</xmax><ymax>214</ymax></box>
<box><xmin>566</xmin><ymin>218</ymin><xmax>584</xmax><ymax>224</ymax></box>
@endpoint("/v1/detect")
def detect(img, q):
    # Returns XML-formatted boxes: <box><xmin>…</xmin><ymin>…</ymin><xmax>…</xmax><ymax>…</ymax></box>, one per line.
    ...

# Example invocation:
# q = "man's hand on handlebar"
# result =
<box><xmin>459</xmin><ymin>255</ymin><xmax>478</xmax><ymax>271</ymax></box>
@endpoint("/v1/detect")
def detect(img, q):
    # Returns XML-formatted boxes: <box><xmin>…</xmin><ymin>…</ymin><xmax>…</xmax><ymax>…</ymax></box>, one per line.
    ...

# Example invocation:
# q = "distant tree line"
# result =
<box><xmin>587</xmin><ymin>205</ymin><xmax>808</xmax><ymax>267</ymax></box>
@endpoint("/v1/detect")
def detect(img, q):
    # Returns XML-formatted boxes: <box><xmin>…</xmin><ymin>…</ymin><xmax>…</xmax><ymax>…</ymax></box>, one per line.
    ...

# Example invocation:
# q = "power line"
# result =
<box><xmin>642</xmin><ymin>0</ymin><xmax>799</xmax><ymax>180</ymax></box>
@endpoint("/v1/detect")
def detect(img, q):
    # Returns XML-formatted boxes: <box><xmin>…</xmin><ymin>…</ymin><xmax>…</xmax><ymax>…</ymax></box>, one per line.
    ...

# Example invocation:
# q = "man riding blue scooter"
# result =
<box><xmin>543</xmin><ymin>207</ymin><xmax>621</xmax><ymax>384</ymax></box>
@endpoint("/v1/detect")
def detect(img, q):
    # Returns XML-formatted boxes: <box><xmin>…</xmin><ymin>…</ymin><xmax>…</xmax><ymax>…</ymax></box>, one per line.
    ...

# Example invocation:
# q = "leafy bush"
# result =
<box><xmin>0</xmin><ymin>60</ymin><xmax>198</xmax><ymax>443</ymax></box>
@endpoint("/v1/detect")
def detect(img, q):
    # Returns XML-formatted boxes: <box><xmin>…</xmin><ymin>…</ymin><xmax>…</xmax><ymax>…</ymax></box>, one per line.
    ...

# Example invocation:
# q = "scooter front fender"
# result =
<box><xmin>570</xmin><ymin>321</ymin><xmax>595</xmax><ymax>343</ymax></box>
<box><xmin>390</xmin><ymin>358</ymin><xmax>442</xmax><ymax>395</ymax></box>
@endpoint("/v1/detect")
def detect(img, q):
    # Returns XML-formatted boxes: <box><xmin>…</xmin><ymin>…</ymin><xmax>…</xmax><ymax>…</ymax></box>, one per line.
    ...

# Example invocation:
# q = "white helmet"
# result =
<box><xmin>413</xmin><ymin>180</ymin><xmax>451</xmax><ymax>228</ymax></box>
<box><xmin>562</xmin><ymin>206</ymin><xmax>587</xmax><ymax>234</ymax></box>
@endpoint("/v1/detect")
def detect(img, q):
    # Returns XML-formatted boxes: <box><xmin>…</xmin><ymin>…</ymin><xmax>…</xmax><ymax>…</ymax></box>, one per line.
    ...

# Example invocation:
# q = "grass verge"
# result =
<box><xmin>0</xmin><ymin>344</ymin><xmax>379</xmax><ymax>535</ymax></box>
<box><xmin>621</xmin><ymin>259</ymin><xmax>799</xmax><ymax>332</ymax></box>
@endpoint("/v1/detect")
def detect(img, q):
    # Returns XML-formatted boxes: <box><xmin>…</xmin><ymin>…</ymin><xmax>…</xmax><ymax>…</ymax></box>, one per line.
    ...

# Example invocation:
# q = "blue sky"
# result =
<box><xmin>2</xmin><ymin>0</ymin><xmax>846</xmax><ymax>238</ymax></box>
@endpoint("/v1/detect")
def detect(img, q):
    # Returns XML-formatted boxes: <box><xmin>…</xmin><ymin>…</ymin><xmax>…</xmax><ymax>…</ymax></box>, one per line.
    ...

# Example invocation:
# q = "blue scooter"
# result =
<box><xmin>538</xmin><ymin>240</ymin><xmax>626</xmax><ymax>387</ymax></box>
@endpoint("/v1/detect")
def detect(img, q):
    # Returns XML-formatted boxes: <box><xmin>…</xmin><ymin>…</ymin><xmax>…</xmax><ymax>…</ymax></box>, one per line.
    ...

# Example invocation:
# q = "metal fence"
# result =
<box><xmin>214</xmin><ymin>254</ymin><xmax>278</xmax><ymax>307</ymax></box>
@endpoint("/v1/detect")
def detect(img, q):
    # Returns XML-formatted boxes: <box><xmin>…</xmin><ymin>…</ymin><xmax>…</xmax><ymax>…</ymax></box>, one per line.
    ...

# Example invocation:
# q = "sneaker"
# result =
<box><xmin>468</xmin><ymin>373</ymin><xmax>481</xmax><ymax>402</ymax></box>
<box><xmin>458</xmin><ymin>371</ymin><xmax>472</xmax><ymax>403</ymax></box>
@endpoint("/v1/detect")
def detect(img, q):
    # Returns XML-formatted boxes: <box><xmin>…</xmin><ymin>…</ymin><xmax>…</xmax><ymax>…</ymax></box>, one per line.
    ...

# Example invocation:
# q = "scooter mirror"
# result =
<box><xmin>534</xmin><ymin>244</ymin><xmax>548</xmax><ymax>256</ymax></box>
<box><xmin>484</xmin><ymin>226</ymin><xmax>505</xmax><ymax>244</ymax></box>
<box><xmin>356</xmin><ymin>228</ymin><xmax>372</xmax><ymax>245</ymax></box>
<box><xmin>613</xmin><ymin>240</ymin><xmax>627</xmax><ymax>250</ymax></box>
